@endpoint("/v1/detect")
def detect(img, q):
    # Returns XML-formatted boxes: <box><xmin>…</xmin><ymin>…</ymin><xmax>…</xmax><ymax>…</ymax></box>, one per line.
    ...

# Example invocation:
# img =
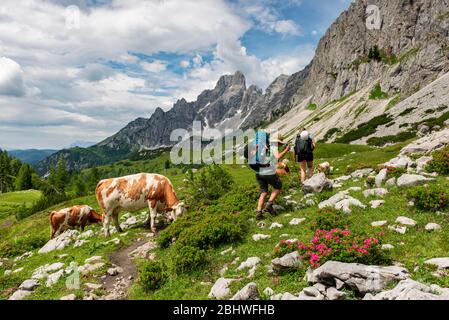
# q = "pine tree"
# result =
<box><xmin>87</xmin><ymin>167</ymin><xmax>101</xmax><ymax>193</ymax></box>
<box><xmin>15</xmin><ymin>163</ymin><xmax>33</xmax><ymax>191</ymax></box>
<box><xmin>73</xmin><ymin>175</ymin><xmax>87</xmax><ymax>197</ymax></box>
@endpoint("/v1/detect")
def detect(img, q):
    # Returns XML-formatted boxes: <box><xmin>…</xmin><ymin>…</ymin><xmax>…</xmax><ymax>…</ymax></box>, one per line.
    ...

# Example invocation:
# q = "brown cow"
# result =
<box><xmin>50</xmin><ymin>205</ymin><xmax>103</xmax><ymax>238</ymax></box>
<box><xmin>95</xmin><ymin>173</ymin><xmax>186</xmax><ymax>237</ymax></box>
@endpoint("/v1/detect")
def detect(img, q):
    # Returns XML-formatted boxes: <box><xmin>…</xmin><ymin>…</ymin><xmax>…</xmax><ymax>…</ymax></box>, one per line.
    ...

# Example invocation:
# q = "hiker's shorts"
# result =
<box><xmin>296</xmin><ymin>153</ymin><xmax>314</xmax><ymax>162</ymax></box>
<box><xmin>256</xmin><ymin>174</ymin><xmax>282</xmax><ymax>193</ymax></box>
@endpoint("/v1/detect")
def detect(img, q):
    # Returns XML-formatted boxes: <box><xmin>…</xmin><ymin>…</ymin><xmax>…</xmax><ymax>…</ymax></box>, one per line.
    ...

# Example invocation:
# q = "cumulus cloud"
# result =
<box><xmin>0</xmin><ymin>57</ymin><xmax>27</xmax><ymax>97</ymax></box>
<box><xmin>141</xmin><ymin>61</ymin><xmax>167</xmax><ymax>73</ymax></box>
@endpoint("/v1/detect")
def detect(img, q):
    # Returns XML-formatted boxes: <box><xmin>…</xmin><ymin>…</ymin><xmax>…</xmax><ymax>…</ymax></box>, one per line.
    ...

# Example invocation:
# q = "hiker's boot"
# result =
<box><xmin>256</xmin><ymin>211</ymin><xmax>265</xmax><ymax>221</ymax></box>
<box><xmin>264</xmin><ymin>201</ymin><xmax>277</xmax><ymax>216</ymax></box>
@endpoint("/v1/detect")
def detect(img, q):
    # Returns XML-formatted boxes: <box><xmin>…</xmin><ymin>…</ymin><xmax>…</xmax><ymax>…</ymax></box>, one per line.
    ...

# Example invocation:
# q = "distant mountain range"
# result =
<box><xmin>9</xmin><ymin>149</ymin><xmax>58</xmax><ymax>165</ymax></box>
<box><xmin>37</xmin><ymin>0</ymin><xmax>449</xmax><ymax>175</ymax></box>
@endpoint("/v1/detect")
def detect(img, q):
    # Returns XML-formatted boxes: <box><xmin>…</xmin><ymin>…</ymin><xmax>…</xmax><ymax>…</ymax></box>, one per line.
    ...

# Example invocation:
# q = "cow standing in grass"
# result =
<box><xmin>95</xmin><ymin>173</ymin><xmax>186</xmax><ymax>237</ymax></box>
<box><xmin>50</xmin><ymin>205</ymin><xmax>103</xmax><ymax>238</ymax></box>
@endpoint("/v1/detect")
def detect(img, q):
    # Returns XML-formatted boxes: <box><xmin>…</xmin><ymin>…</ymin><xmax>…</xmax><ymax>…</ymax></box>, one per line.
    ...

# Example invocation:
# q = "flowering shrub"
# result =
<box><xmin>426</xmin><ymin>146</ymin><xmax>449</xmax><ymax>175</ymax></box>
<box><xmin>274</xmin><ymin>229</ymin><xmax>390</xmax><ymax>269</ymax></box>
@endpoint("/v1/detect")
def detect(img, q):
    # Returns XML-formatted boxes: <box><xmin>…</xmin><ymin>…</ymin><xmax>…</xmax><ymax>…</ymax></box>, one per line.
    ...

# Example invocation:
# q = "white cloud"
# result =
<box><xmin>140</xmin><ymin>60</ymin><xmax>167</xmax><ymax>73</ymax></box>
<box><xmin>180</xmin><ymin>60</ymin><xmax>190</xmax><ymax>68</ymax></box>
<box><xmin>0</xmin><ymin>57</ymin><xmax>27</xmax><ymax>97</ymax></box>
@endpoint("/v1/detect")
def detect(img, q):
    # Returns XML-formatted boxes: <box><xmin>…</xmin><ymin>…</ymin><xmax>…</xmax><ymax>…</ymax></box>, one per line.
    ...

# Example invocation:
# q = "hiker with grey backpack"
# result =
<box><xmin>294</xmin><ymin>128</ymin><xmax>316</xmax><ymax>184</ymax></box>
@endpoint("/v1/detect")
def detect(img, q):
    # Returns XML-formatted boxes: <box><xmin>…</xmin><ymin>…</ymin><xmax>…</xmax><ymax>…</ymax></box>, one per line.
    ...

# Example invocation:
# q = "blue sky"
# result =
<box><xmin>0</xmin><ymin>0</ymin><xmax>353</xmax><ymax>149</ymax></box>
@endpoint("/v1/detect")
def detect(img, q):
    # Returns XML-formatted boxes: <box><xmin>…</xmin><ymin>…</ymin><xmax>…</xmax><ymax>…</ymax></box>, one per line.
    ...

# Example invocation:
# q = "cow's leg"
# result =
<box><xmin>147</xmin><ymin>200</ymin><xmax>158</xmax><ymax>233</ymax></box>
<box><xmin>103</xmin><ymin>213</ymin><xmax>111</xmax><ymax>237</ymax></box>
<box><xmin>51</xmin><ymin>227</ymin><xmax>56</xmax><ymax>239</ymax></box>
<box><xmin>112</xmin><ymin>208</ymin><xmax>123</xmax><ymax>233</ymax></box>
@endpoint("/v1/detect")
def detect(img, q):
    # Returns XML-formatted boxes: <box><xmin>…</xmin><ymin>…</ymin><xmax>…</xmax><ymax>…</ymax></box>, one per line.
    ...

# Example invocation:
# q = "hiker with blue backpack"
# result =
<box><xmin>244</xmin><ymin>131</ymin><xmax>291</xmax><ymax>221</ymax></box>
<box><xmin>294</xmin><ymin>128</ymin><xmax>316</xmax><ymax>184</ymax></box>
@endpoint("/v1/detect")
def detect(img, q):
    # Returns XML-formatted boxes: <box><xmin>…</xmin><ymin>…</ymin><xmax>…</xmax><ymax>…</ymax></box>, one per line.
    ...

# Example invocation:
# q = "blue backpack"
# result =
<box><xmin>244</xmin><ymin>131</ymin><xmax>271</xmax><ymax>172</ymax></box>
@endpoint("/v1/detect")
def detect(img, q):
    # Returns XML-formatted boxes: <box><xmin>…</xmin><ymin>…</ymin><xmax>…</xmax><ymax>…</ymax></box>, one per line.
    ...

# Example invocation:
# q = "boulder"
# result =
<box><xmin>382</xmin><ymin>156</ymin><xmax>414</xmax><ymax>169</ymax></box>
<box><xmin>363</xmin><ymin>188</ymin><xmax>388</xmax><ymax>198</ymax></box>
<box><xmin>78</xmin><ymin>262</ymin><xmax>105</xmax><ymax>275</ymax></box>
<box><xmin>388</xmin><ymin>225</ymin><xmax>407</xmax><ymax>234</ymax></box>
<box><xmin>60</xmin><ymin>294</ymin><xmax>77</xmax><ymax>300</ymax></box>
<box><xmin>9</xmin><ymin>290</ymin><xmax>32</xmax><ymax>300</ymax></box>
<box><xmin>19</xmin><ymin>279</ymin><xmax>39</xmax><ymax>291</ymax></box>
<box><xmin>252</xmin><ymin>234</ymin><xmax>270</xmax><ymax>241</ymax></box>
<box><xmin>375</xmin><ymin>169</ymin><xmax>388</xmax><ymax>187</ymax></box>
<box><xmin>334</xmin><ymin>197</ymin><xmax>366</xmax><ymax>213</ymax></box>
<box><xmin>382</xmin><ymin>244</ymin><xmax>395</xmax><ymax>250</ymax></box>
<box><xmin>271</xmin><ymin>292</ymin><xmax>299</xmax><ymax>300</ymax></box>
<box><xmin>46</xmin><ymin>269</ymin><xmax>64</xmax><ymax>287</ymax></box>
<box><xmin>302</xmin><ymin>173</ymin><xmax>333</xmax><ymax>194</ymax></box>
<box><xmin>309</xmin><ymin>261</ymin><xmax>409</xmax><ymax>295</ymax></box>
<box><xmin>385</xmin><ymin>178</ymin><xmax>397</xmax><ymax>187</ymax></box>
<box><xmin>230</xmin><ymin>282</ymin><xmax>260</xmax><ymax>300</ymax></box>
<box><xmin>78</xmin><ymin>230</ymin><xmax>94</xmax><ymax>239</ymax></box>
<box><xmin>395</xmin><ymin>216</ymin><xmax>417</xmax><ymax>226</ymax></box>
<box><xmin>416</xmin><ymin>156</ymin><xmax>433</xmax><ymax>172</ymax></box>
<box><xmin>371</xmin><ymin>221</ymin><xmax>388</xmax><ymax>227</ymax></box>
<box><xmin>38</xmin><ymin>230</ymin><xmax>79</xmax><ymax>254</ymax></box>
<box><xmin>397</xmin><ymin>174</ymin><xmax>433</xmax><ymax>187</ymax></box>
<box><xmin>263</xmin><ymin>287</ymin><xmax>275</xmax><ymax>297</ymax></box>
<box><xmin>237</xmin><ymin>257</ymin><xmax>260</xmax><ymax>271</ymax></box>
<box><xmin>326</xmin><ymin>287</ymin><xmax>347</xmax><ymax>300</ymax></box>
<box><xmin>425</xmin><ymin>223</ymin><xmax>442</xmax><ymax>231</ymax></box>
<box><xmin>370</xmin><ymin>200</ymin><xmax>385</xmax><ymax>209</ymax></box>
<box><xmin>351</xmin><ymin>169</ymin><xmax>374</xmax><ymax>179</ymax></box>
<box><xmin>269</xmin><ymin>222</ymin><xmax>283</xmax><ymax>229</ymax></box>
<box><xmin>289</xmin><ymin>218</ymin><xmax>306</xmax><ymax>226</ymax></box>
<box><xmin>425</xmin><ymin>258</ymin><xmax>449</xmax><ymax>269</ymax></box>
<box><xmin>271</xmin><ymin>252</ymin><xmax>302</xmax><ymax>273</ymax></box>
<box><xmin>208</xmin><ymin>278</ymin><xmax>236</xmax><ymax>299</ymax></box>
<box><xmin>370</xmin><ymin>279</ymin><xmax>449</xmax><ymax>300</ymax></box>
<box><xmin>335</xmin><ymin>175</ymin><xmax>352</xmax><ymax>182</ymax></box>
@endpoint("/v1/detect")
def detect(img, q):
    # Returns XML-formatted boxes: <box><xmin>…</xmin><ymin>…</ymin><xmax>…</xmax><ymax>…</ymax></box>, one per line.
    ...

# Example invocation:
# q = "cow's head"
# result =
<box><xmin>167</xmin><ymin>202</ymin><xmax>187</xmax><ymax>222</ymax></box>
<box><xmin>89</xmin><ymin>209</ymin><xmax>104</xmax><ymax>223</ymax></box>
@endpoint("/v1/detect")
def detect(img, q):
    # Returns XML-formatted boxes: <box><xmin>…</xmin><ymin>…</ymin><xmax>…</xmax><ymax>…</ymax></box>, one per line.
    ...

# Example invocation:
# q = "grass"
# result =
<box><xmin>369</xmin><ymin>83</ymin><xmax>389</xmax><ymax>100</ymax></box>
<box><xmin>2</xmin><ymin>141</ymin><xmax>449</xmax><ymax>300</ymax></box>
<box><xmin>0</xmin><ymin>190</ymin><xmax>41</xmax><ymax>221</ymax></box>
<box><xmin>367</xmin><ymin>132</ymin><xmax>417</xmax><ymax>147</ymax></box>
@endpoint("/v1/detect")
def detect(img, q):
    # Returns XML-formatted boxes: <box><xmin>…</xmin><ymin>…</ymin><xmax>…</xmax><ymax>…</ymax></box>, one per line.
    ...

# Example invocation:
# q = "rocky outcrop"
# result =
<box><xmin>308</xmin><ymin>261</ymin><xmax>409</xmax><ymax>295</ymax></box>
<box><xmin>366</xmin><ymin>279</ymin><xmax>449</xmax><ymax>300</ymax></box>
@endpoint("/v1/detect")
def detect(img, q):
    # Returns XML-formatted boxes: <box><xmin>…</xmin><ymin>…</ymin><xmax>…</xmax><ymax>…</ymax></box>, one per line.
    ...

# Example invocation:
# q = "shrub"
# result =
<box><xmin>426</xmin><ymin>146</ymin><xmax>449</xmax><ymax>175</ymax></box>
<box><xmin>186</xmin><ymin>165</ymin><xmax>234</xmax><ymax>204</ymax></box>
<box><xmin>310</xmin><ymin>209</ymin><xmax>349</xmax><ymax>231</ymax></box>
<box><xmin>171</xmin><ymin>245</ymin><xmax>207</xmax><ymax>273</ymax></box>
<box><xmin>407</xmin><ymin>184</ymin><xmax>449</xmax><ymax>211</ymax></box>
<box><xmin>274</xmin><ymin>229</ymin><xmax>390</xmax><ymax>269</ymax></box>
<box><xmin>335</xmin><ymin>115</ymin><xmax>393</xmax><ymax>143</ymax></box>
<box><xmin>138</xmin><ymin>261</ymin><xmax>168</xmax><ymax>291</ymax></box>
<box><xmin>367</xmin><ymin>131</ymin><xmax>416</xmax><ymax>146</ymax></box>
<box><xmin>307</xmin><ymin>103</ymin><xmax>317</xmax><ymax>111</ymax></box>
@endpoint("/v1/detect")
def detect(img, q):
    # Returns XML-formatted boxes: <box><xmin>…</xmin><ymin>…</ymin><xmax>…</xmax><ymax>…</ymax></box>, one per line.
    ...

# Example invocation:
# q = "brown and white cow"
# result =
<box><xmin>95</xmin><ymin>173</ymin><xmax>186</xmax><ymax>237</ymax></box>
<box><xmin>50</xmin><ymin>205</ymin><xmax>103</xmax><ymax>238</ymax></box>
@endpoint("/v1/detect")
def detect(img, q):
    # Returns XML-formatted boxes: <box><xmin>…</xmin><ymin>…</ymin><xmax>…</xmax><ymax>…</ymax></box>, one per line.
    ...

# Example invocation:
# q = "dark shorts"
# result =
<box><xmin>296</xmin><ymin>153</ymin><xmax>314</xmax><ymax>162</ymax></box>
<box><xmin>256</xmin><ymin>174</ymin><xmax>282</xmax><ymax>193</ymax></box>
